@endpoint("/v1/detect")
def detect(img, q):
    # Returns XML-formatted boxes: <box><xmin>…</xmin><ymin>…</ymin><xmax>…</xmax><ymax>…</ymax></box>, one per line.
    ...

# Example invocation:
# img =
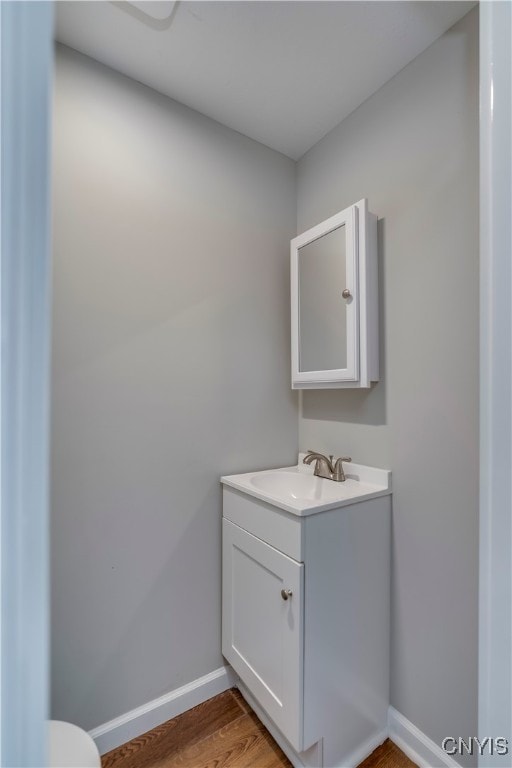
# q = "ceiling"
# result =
<box><xmin>55</xmin><ymin>1</ymin><xmax>476</xmax><ymax>160</ymax></box>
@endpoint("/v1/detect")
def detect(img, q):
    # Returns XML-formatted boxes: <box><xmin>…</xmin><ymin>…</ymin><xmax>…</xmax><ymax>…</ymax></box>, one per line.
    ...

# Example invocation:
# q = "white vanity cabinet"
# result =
<box><xmin>221</xmin><ymin>462</ymin><xmax>391</xmax><ymax>768</ymax></box>
<box><xmin>223</xmin><ymin>518</ymin><xmax>304</xmax><ymax>750</ymax></box>
<box><xmin>291</xmin><ymin>198</ymin><xmax>378</xmax><ymax>389</ymax></box>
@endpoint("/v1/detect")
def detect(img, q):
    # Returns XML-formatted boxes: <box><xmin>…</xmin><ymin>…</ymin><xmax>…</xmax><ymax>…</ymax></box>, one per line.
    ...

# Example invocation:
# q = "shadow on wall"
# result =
<box><xmin>301</xmin><ymin>218</ymin><xmax>387</xmax><ymax>427</ymax></box>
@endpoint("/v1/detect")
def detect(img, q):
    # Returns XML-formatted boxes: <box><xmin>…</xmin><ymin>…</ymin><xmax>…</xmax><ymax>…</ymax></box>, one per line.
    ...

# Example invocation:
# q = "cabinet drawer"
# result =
<box><xmin>222</xmin><ymin>519</ymin><xmax>304</xmax><ymax>752</ymax></box>
<box><xmin>223</xmin><ymin>487</ymin><xmax>303</xmax><ymax>561</ymax></box>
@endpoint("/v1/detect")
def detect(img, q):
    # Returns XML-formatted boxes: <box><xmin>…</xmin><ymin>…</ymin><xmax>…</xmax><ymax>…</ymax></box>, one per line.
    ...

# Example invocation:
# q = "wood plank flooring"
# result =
<box><xmin>102</xmin><ymin>689</ymin><xmax>417</xmax><ymax>768</ymax></box>
<box><xmin>358</xmin><ymin>740</ymin><xmax>417</xmax><ymax>768</ymax></box>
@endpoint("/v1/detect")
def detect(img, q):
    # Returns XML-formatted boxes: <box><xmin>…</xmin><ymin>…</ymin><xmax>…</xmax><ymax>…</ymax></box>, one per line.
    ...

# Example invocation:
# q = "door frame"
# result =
<box><xmin>478</xmin><ymin>0</ymin><xmax>512</xmax><ymax>760</ymax></box>
<box><xmin>0</xmin><ymin>2</ymin><xmax>54</xmax><ymax>764</ymax></box>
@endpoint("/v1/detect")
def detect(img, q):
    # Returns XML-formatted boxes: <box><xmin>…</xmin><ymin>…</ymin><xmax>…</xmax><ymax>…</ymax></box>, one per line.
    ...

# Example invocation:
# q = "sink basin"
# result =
<box><xmin>221</xmin><ymin>455</ymin><xmax>391</xmax><ymax>516</ymax></box>
<box><xmin>250</xmin><ymin>471</ymin><xmax>347</xmax><ymax>503</ymax></box>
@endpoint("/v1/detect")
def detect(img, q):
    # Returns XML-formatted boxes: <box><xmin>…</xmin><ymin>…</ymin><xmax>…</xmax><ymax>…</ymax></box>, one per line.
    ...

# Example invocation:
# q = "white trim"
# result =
<box><xmin>478</xmin><ymin>2</ymin><xmax>512</xmax><ymax>763</ymax></box>
<box><xmin>89</xmin><ymin>666</ymin><xmax>236</xmax><ymax>755</ymax></box>
<box><xmin>0</xmin><ymin>4</ymin><xmax>54</xmax><ymax>765</ymax></box>
<box><xmin>388</xmin><ymin>707</ymin><xmax>461</xmax><ymax>768</ymax></box>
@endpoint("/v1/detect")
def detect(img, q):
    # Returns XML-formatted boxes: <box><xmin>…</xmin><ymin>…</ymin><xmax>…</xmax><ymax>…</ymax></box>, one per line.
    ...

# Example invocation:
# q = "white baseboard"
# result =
<box><xmin>89</xmin><ymin>665</ymin><xmax>236</xmax><ymax>755</ymax></box>
<box><xmin>89</xmin><ymin>671</ymin><xmax>463</xmax><ymax>768</ymax></box>
<box><xmin>388</xmin><ymin>706</ymin><xmax>462</xmax><ymax>768</ymax></box>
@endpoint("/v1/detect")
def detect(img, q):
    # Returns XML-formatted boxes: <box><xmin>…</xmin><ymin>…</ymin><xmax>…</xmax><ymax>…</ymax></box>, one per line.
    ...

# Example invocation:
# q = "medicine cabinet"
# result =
<box><xmin>291</xmin><ymin>199</ymin><xmax>379</xmax><ymax>388</ymax></box>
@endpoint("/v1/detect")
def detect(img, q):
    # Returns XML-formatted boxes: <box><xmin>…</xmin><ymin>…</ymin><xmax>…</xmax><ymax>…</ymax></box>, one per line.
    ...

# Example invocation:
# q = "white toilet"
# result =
<box><xmin>49</xmin><ymin>720</ymin><xmax>101</xmax><ymax>767</ymax></box>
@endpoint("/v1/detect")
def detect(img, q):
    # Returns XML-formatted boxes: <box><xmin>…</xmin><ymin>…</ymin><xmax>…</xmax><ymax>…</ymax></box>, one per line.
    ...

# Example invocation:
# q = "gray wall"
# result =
<box><xmin>296</xmin><ymin>9</ymin><xmax>479</xmax><ymax>760</ymax></box>
<box><xmin>51</xmin><ymin>45</ymin><xmax>297</xmax><ymax>730</ymax></box>
<box><xmin>53</xmin><ymin>8</ymin><xmax>479</xmax><ymax>754</ymax></box>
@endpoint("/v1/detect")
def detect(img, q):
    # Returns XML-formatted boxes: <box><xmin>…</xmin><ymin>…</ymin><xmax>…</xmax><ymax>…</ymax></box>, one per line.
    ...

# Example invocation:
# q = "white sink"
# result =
<box><xmin>250</xmin><ymin>470</ymin><xmax>349</xmax><ymax>503</ymax></box>
<box><xmin>221</xmin><ymin>454</ymin><xmax>391</xmax><ymax>516</ymax></box>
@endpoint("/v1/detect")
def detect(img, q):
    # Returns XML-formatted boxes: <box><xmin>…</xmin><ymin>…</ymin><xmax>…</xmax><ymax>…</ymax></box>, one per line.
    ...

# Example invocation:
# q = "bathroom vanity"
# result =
<box><xmin>221</xmin><ymin>456</ymin><xmax>391</xmax><ymax>768</ymax></box>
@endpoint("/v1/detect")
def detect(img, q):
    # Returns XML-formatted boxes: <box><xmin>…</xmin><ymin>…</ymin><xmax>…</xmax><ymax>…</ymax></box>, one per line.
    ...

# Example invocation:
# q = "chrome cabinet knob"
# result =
<box><xmin>342</xmin><ymin>289</ymin><xmax>351</xmax><ymax>299</ymax></box>
<box><xmin>281</xmin><ymin>589</ymin><xmax>293</xmax><ymax>601</ymax></box>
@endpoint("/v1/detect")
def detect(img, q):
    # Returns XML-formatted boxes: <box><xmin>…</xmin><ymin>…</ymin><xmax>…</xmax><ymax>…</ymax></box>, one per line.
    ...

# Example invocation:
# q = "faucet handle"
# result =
<box><xmin>332</xmin><ymin>456</ymin><xmax>352</xmax><ymax>482</ymax></box>
<box><xmin>334</xmin><ymin>456</ymin><xmax>352</xmax><ymax>469</ymax></box>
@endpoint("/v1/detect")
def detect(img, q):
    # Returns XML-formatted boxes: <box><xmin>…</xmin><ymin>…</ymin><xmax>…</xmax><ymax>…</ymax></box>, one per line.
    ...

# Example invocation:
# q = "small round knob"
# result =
<box><xmin>281</xmin><ymin>589</ymin><xmax>293</xmax><ymax>601</ymax></box>
<box><xmin>342</xmin><ymin>289</ymin><xmax>352</xmax><ymax>299</ymax></box>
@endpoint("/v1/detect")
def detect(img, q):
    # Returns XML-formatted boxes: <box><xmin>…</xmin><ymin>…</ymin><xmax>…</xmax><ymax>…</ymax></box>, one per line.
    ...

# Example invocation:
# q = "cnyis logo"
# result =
<box><xmin>442</xmin><ymin>737</ymin><xmax>509</xmax><ymax>757</ymax></box>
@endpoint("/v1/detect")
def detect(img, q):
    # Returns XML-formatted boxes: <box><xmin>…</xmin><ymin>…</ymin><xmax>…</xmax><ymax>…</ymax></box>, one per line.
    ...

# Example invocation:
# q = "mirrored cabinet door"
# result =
<box><xmin>292</xmin><ymin>204</ymin><xmax>359</xmax><ymax>385</ymax></box>
<box><xmin>297</xmin><ymin>211</ymin><xmax>357</xmax><ymax>378</ymax></box>
<box><xmin>291</xmin><ymin>199</ymin><xmax>379</xmax><ymax>389</ymax></box>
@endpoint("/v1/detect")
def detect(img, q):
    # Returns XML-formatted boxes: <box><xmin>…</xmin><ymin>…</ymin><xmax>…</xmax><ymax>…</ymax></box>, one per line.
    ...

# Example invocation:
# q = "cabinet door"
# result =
<box><xmin>222</xmin><ymin>519</ymin><xmax>304</xmax><ymax>751</ymax></box>
<box><xmin>291</xmin><ymin>203</ymin><xmax>359</xmax><ymax>387</ymax></box>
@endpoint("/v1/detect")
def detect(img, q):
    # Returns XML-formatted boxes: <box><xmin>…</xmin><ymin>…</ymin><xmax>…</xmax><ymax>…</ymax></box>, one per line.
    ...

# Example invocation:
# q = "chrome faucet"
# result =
<box><xmin>303</xmin><ymin>450</ymin><xmax>352</xmax><ymax>482</ymax></box>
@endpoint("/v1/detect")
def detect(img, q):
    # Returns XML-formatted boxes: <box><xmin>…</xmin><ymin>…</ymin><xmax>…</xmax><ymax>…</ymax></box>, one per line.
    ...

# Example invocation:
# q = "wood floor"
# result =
<box><xmin>102</xmin><ymin>689</ymin><xmax>417</xmax><ymax>768</ymax></box>
<box><xmin>357</xmin><ymin>740</ymin><xmax>417</xmax><ymax>768</ymax></box>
